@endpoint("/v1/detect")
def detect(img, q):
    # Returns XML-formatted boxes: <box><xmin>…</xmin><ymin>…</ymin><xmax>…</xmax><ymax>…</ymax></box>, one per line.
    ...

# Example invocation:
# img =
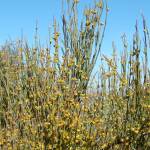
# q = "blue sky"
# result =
<box><xmin>0</xmin><ymin>0</ymin><xmax>150</xmax><ymax>56</ymax></box>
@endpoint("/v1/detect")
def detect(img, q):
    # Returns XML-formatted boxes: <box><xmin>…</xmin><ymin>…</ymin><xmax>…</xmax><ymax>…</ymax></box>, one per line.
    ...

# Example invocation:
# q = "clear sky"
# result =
<box><xmin>0</xmin><ymin>0</ymin><xmax>150</xmax><ymax>56</ymax></box>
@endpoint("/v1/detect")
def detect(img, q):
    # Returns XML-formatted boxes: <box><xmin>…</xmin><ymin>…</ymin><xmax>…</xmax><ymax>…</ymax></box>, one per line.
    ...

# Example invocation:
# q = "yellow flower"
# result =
<box><xmin>48</xmin><ymin>145</ymin><xmax>52</xmax><ymax>149</ymax></box>
<box><xmin>120</xmin><ymin>77</ymin><xmax>128</xmax><ymax>86</ymax></box>
<box><xmin>63</xmin><ymin>131</ymin><xmax>69</xmax><ymax>140</ymax></box>
<box><xmin>0</xmin><ymin>138</ymin><xmax>5</xmax><ymax>146</ymax></box>
<box><xmin>75</xmin><ymin>134</ymin><xmax>82</xmax><ymax>143</ymax></box>
<box><xmin>71</xmin><ymin>77</ymin><xmax>78</xmax><ymax>81</ymax></box>
<box><xmin>74</xmin><ymin>0</ymin><xmax>79</xmax><ymax>4</ymax></box>
<box><xmin>86</xmin><ymin>20</ymin><xmax>91</xmax><ymax>27</ymax></box>
<box><xmin>101</xmin><ymin>143</ymin><xmax>107</xmax><ymax>149</ymax></box>
<box><xmin>97</xmin><ymin>1</ymin><xmax>103</xmax><ymax>9</ymax></box>
<box><xmin>54</xmin><ymin>58</ymin><xmax>59</xmax><ymax>63</ymax></box>
<box><xmin>131</xmin><ymin>127</ymin><xmax>139</xmax><ymax>134</ymax></box>
<box><xmin>57</xmin><ymin>79</ymin><xmax>65</xmax><ymax>84</ymax></box>
<box><xmin>84</xmin><ymin>9</ymin><xmax>91</xmax><ymax>16</ymax></box>
<box><xmin>44</xmin><ymin>122</ymin><xmax>51</xmax><ymax>128</ymax></box>
<box><xmin>68</xmin><ymin>63</ymin><xmax>74</xmax><ymax>67</ymax></box>
<box><xmin>142</xmin><ymin>104</ymin><xmax>150</xmax><ymax>109</ymax></box>
<box><xmin>53</xmin><ymin>32</ymin><xmax>60</xmax><ymax>41</ymax></box>
<box><xmin>64</xmin><ymin>110</ymin><xmax>70</xmax><ymax>118</ymax></box>
<box><xmin>91</xmin><ymin>9</ymin><xmax>97</xmax><ymax>14</ymax></box>
<box><xmin>58</xmin><ymin>120</ymin><xmax>65</xmax><ymax>127</ymax></box>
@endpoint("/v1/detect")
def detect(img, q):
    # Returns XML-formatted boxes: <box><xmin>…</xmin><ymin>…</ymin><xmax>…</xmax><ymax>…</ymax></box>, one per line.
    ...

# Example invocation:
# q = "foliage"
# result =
<box><xmin>0</xmin><ymin>0</ymin><xmax>150</xmax><ymax>149</ymax></box>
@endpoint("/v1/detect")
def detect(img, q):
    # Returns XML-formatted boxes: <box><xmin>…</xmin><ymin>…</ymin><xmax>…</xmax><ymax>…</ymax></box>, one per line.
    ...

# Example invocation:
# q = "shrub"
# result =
<box><xmin>0</xmin><ymin>0</ymin><xmax>149</xmax><ymax>149</ymax></box>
